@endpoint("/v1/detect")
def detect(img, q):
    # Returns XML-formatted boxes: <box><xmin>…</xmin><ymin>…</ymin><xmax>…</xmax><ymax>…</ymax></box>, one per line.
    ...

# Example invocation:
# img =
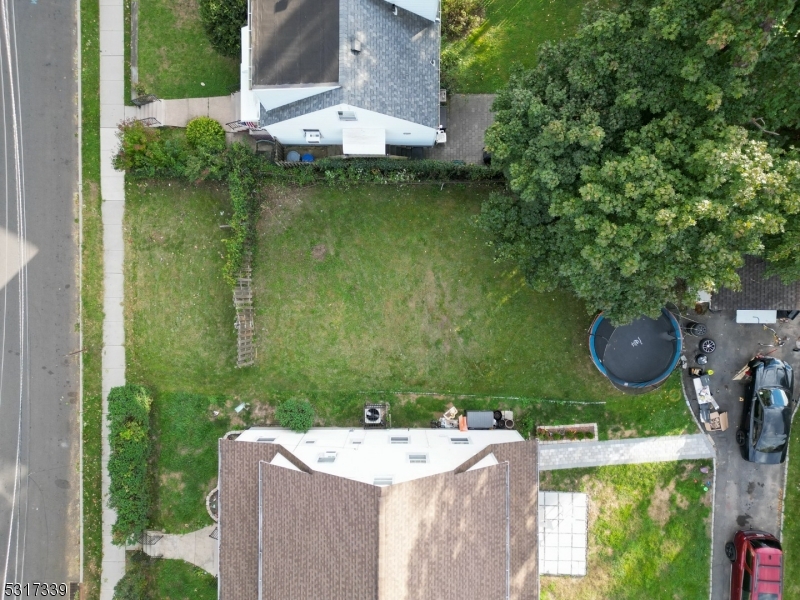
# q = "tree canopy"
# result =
<box><xmin>482</xmin><ymin>0</ymin><xmax>800</xmax><ymax>324</ymax></box>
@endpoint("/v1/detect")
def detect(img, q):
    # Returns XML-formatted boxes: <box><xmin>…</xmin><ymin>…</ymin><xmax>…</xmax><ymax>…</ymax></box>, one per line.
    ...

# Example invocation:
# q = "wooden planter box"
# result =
<box><xmin>536</xmin><ymin>423</ymin><xmax>598</xmax><ymax>444</ymax></box>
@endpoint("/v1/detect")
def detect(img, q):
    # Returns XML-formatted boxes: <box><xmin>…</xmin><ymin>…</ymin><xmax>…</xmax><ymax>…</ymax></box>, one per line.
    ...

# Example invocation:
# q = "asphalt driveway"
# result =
<box><xmin>680</xmin><ymin>310</ymin><xmax>800</xmax><ymax>599</ymax></box>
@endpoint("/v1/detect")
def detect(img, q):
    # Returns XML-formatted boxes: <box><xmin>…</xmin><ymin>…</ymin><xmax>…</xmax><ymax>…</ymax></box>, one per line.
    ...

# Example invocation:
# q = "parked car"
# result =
<box><xmin>736</xmin><ymin>357</ymin><xmax>794</xmax><ymax>464</ymax></box>
<box><xmin>726</xmin><ymin>530</ymin><xmax>783</xmax><ymax>600</ymax></box>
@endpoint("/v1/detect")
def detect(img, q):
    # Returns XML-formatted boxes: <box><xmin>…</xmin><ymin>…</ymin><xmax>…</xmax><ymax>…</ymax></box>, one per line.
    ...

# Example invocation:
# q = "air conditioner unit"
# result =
<box><xmin>305</xmin><ymin>130</ymin><xmax>321</xmax><ymax>144</ymax></box>
<box><xmin>363</xmin><ymin>402</ymin><xmax>390</xmax><ymax>429</ymax></box>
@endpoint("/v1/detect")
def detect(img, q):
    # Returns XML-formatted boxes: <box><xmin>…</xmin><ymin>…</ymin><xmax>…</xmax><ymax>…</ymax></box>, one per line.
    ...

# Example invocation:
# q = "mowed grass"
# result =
<box><xmin>137</xmin><ymin>0</ymin><xmax>239</xmax><ymax>98</ymax></box>
<box><xmin>540</xmin><ymin>461</ymin><xmax>713</xmax><ymax>600</ymax></box>
<box><xmin>443</xmin><ymin>0</ymin><xmax>588</xmax><ymax>92</ymax></box>
<box><xmin>121</xmin><ymin>554</ymin><xmax>217</xmax><ymax>600</ymax></box>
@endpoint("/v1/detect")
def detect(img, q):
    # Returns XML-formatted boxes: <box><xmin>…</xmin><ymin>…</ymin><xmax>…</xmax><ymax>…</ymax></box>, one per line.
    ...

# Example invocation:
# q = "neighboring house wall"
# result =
<box><xmin>263</xmin><ymin>103</ymin><xmax>437</xmax><ymax>147</ymax></box>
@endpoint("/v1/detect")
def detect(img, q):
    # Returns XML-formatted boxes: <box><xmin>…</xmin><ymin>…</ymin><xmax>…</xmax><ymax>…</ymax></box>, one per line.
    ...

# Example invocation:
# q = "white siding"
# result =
<box><xmin>265</xmin><ymin>103</ymin><xmax>437</xmax><ymax>147</ymax></box>
<box><xmin>384</xmin><ymin>0</ymin><xmax>439</xmax><ymax>21</ymax></box>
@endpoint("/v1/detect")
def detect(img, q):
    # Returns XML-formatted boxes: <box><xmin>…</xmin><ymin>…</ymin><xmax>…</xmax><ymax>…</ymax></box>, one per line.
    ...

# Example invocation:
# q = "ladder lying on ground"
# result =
<box><xmin>234</xmin><ymin>257</ymin><xmax>255</xmax><ymax>367</ymax></box>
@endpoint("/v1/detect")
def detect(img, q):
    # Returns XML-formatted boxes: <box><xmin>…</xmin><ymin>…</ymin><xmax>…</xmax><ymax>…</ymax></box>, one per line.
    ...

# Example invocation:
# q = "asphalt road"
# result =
<box><xmin>683</xmin><ymin>311</ymin><xmax>800</xmax><ymax>600</ymax></box>
<box><xmin>0</xmin><ymin>0</ymin><xmax>80</xmax><ymax>589</ymax></box>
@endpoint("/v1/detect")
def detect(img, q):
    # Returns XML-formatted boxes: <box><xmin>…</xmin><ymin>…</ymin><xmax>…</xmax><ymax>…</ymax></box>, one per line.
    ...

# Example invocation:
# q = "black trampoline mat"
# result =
<box><xmin>600</xmin><ymin>313</ymin><xmax>678</xmax><ymax>384</ymax></box>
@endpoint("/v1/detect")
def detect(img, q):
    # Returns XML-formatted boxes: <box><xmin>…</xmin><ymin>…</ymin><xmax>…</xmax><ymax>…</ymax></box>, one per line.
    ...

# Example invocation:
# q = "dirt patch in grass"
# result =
<box><xmin>167</xmin><ymin>0</ymin><xmax>198</xmax><ymax>29</ymax></box>
<box><xmin>160</xmin><ymin>471</ymin><xmax>185</xmax><ymax>493</ymax></box>
<box><xmin>648</xmin><ymin>479</ymin><xmax>676</xmax><ymax>527</ymax></box>
<box><xmin>312</xmin><ymin>244</ymin><xmax>328</xmax><ymax>261</ymax></box>
<box><xmin>257</xmin><ymin>185</ymin><xmax>306</xmax><ymax>235</ymax></box>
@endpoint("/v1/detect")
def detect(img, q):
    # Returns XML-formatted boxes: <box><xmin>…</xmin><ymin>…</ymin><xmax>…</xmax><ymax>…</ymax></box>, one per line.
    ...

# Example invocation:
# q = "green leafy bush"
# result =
<box><xmin>275</xmin><ymin>399</ymin><xmax>315</xmax><ymax>433</ymax></box>
<box><xmin>113</xmin><ymin>553</ymin><xmax>150</xmax><ymax>600</ymax></box>
<box><xmin>199</xmin><ymin>0</ymin><xmax>247</xmax><ymax>57</ymax></box>
<box><xmin>442</xmin><ymin>0</ymin><xmax>484</xmax><ymax>40</ymax></box>
<box><xmin>185</xmin><ymin>117</ymin><xmax>226</xmax><ymax>152</ymax></box>
<box><xmin>112</xmin><ymin>121</ymin><xmax>188</xmax><ymax>179</ymax></box>
<box><xmin>107</xmin><ymin>385</ymin><xmax>153</xmax><ymax>545</ymax></box>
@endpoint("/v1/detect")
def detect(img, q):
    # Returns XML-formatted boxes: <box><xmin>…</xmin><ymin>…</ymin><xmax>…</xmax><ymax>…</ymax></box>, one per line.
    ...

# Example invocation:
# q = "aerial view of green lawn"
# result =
<box><xmin>443</xmin><ymin>0</ymin><xmax>590</xmax><ymax>92</ymax></box>
<box><xmin>540</xmin><ymin>461</ymin><xmax>712</xmax><ymax>600</ymax></box>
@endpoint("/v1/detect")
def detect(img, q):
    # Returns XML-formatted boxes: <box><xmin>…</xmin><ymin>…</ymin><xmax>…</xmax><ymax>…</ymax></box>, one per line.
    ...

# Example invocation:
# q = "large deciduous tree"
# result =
<box><xmin>482</xmin><ymin>0</ymin><xmax>800</xmax><ymax>324</ymax></box>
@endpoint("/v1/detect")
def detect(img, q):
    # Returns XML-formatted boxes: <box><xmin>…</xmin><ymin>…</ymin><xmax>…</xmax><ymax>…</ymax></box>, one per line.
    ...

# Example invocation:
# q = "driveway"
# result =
<box><xmin>680</xmin><ymin>310</ymin><xmax>800</xmax><ymax>599</ymax></box>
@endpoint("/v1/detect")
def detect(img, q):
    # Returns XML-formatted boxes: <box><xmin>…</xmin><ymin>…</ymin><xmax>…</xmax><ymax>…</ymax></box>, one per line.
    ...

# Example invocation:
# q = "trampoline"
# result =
<box><xmin>589</xmin><ymin>308</ymin><xmax>682</xmax><ymax>391</ymax></box>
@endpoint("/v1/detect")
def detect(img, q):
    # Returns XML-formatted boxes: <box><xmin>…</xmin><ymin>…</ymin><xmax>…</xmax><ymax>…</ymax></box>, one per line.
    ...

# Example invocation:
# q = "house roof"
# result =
<box><xmin>219</xmin><ymin>436</ymin><xmax>538</xmax><ymax>600</ymax></box>
<box><xmin>257</xmin><ymin>0</ymin><xmax>439</xmax><ymax>128</ymax></box>
<box><xmin>251</xmin><ymin>0</ymin><xmax>339</xmax><ymax>85</ymax></box>
<box><xmin>712</xmin><ymin>256</ymin><xmax>800</xmax><ymax>310</ymax></box>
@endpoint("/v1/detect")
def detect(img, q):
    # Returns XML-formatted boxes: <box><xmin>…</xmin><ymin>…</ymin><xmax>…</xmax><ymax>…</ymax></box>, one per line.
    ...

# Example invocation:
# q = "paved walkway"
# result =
<box><xmin>539</xmin><ymin>434</ymin><xmax>714</xmax><ymax>471</ymax></box>
<box><xmin>426</xmin><ymin>94</ymin><xmax>495</xmax><ymax>164</ymax></box>
<box><xmin>99</xmin><ymin>0</ymin><xmax>127</xmax><ymax>597</ymax></box>
<box><xmin>123</xmin><ymin>94</ymin><xmax>239</xmax><ymax>128</ymax></box>
<box><xmin>142</xmin><ymin>527</ymin><xmax>218</xmax><ymax>576</ymax></box>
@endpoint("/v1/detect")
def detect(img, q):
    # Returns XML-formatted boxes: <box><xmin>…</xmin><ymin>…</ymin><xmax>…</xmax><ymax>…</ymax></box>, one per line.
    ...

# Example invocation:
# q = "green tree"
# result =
<box><xmin>483</xmin><ymin>0</ymin><xmax>800</xmax><ymax>323</ymax></box>
<box><xmin>199</xmin><ymin>0</ymin><xmax>248</xmax><ymax>57</ymax></box>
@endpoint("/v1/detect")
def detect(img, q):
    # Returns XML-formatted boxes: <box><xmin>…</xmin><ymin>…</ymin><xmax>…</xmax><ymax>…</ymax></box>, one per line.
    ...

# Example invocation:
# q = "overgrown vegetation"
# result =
<box><xmin>108</xmin><ymin>385</ymin><xmax>153</xmax><ymax>544</ymax></box>
<box><xmin>81</xmin><ymin>0</ymin><xmax>104</xmax><ymax>595</ymax></box>
<box><xmin>441</xmin><ymin>0</ymin><xmax>485</xmax><ymax>40</ymax></box>
<box><xmin>781</xmin><ymin>417</ymin><xmax>800</xmax><ymax>598</ymax></box>
<box><xmin>540</xmin><ymin>460</ymin><xmax>713</xmax><ymax>599</ymax></box>
<box><xmin>114</xmin><ymin>553</ymin><xmax>217</xmax><ymax>600</ymax></box>
<box><xmin>276</xmin><ymin>399</ymin><xmax>315</xmax><ymax>432</ymax></box>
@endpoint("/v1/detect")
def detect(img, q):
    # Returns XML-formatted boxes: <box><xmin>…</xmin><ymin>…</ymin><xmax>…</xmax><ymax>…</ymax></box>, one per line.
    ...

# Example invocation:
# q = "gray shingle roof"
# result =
<box><xmin>712</xmin><ymin>256</ymin><xmax>800</xmax><ymax>311</ymax></box>
<box><xmin>219</xmin><ymin>438</ymin><xmax>539</xmax><ymax>600</ymax></box>
<box><xmin>258</xmin><ymin>0</ymin><xmax>439</xmax><ymax>128</ymax></box>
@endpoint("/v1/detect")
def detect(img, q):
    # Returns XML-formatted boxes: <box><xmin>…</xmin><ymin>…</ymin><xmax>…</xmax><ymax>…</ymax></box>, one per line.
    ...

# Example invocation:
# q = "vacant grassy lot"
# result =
<box><xmin>540</xmin><ymin>461</ymin><xmax>712</xmax><ymax>600</ymax></box>
<box><xmin>781</xmin><ymin>425</ymin><xmax>800</xmax><ymax>597</ymax></box>
<box><xmin>136</xmin><ymin>0</ymin><xmax>239</xmax><ymax>98</ymax></box>
<box><xmin>125</xmin><ymin>180</ymin><xmax>696</xmax><ymax>530</ymax></box>
<box><xmin>443</xmin><ymin>0</ymin><xmax>589</xmax><ymax>92</ymax></box>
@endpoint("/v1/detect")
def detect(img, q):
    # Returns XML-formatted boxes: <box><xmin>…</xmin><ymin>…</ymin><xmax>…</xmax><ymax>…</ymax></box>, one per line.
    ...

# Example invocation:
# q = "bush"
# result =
<box><xmin>112</xmin><ymin>121</ymin><xmax>189</xmax><ymax>179</ymax></box>
<box><xmin>275</xmin><ymin>399</ymin><xmax>315</xmax><ymax>433</ymax></box>
<box><xmin>113</xmin><ymin>553</ymin><xmax>150</xmax><ymax>600</ymax></box>
<box><xmin>442</xmin><ymin>0</ymin><xmax>485</xmax><ymax>40</ymax></box>
<box><xmin>185</xmin><ymin>117</ymin><xmax>226</xmax><ymax>152</ymax></box>
<box><xmin>107</xmin><ymin>385</ymin><xmax>153</xmax><ymax>545</ymax></box>
<box><xmin>199</xmin><ymin>0</ymin><xmax>247</xmax><ymax>57</ymax></box>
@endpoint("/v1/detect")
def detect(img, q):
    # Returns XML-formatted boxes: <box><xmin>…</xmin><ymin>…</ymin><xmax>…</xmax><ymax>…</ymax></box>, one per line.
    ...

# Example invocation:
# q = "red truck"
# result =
<box><xmin>726</xmin><ymin>530</ymin><xmax>783</xmax><ymax>600</ymax></box>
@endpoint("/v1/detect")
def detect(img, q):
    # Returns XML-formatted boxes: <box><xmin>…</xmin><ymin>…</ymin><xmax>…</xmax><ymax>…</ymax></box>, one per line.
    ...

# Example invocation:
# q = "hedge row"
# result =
<box><xmin>107</xmin><ymin>384</ymin><xmax>152</xmax><ymax>545</ymax></box>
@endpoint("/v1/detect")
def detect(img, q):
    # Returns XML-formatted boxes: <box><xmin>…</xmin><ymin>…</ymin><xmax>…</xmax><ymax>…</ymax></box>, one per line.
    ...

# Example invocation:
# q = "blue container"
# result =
<box><xmin>301</xmin><ymin>153</ymin><xmax>315</xmax><ymax>162</ymax></box>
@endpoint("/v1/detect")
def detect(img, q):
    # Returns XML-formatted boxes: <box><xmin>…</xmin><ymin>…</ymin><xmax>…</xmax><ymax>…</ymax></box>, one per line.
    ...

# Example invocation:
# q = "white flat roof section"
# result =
<box><xmin>736</xmin><ymin>309</ymin><xmax>778</xmax><ymax>324</ymax></box>
<box><xmin>236</xmin><ymin>427</ymin><xmax>525</xmax><ymax>486</ymax></box>
<box><xmin>538</xmin><ymin>491</ymin><xmax>588</xmax><ymax>577</ymax></box>
<box><xmin>342</xmin><ymin>127</ymin><xmax>386</xmax><ymax>155</ymax></box>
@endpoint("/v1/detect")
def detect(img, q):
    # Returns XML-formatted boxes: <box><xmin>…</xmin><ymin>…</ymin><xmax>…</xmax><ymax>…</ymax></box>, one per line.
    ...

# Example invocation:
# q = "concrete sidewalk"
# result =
<box><xmin>539</xmin><ymin>434</ymin><xmax>714</xmax><ymax>471</ymax></box>
<box><xmin>123</xmin><ymin>94</ymin><xmax>239</xmax><ymax>128</ymax></box>
<box><xmin>99</xmin><ymin>0</ymin><xmax>127</xmax><ymax>597</ymax></box>
<box><xmin>142</xmin><ymin>527</ymin><xmax>218</xmax><ymax>576</ymax></box>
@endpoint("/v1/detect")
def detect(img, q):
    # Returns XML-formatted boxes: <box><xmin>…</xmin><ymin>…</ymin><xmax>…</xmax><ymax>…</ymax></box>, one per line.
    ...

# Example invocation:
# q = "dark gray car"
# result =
<box><xmin>737</xmin><ymin>357</ymin><xmax>794</xmax><ymax>464</ymax></box>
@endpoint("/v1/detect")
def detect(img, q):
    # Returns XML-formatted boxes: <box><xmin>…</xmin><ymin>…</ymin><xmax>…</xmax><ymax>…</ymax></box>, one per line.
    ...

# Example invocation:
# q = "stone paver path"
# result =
<box><xmin>426</xmin><ymin>94</ymin><xmax>495</xmax><ymax>164</ymax></box>
<box><xmin>142</xmin><ymin>526</ymin><xmax>218</xmax><ymax>576</ymax></box>
<box><xmin>539</xmin><ymin>434</ymin><xmax>714</xmax><ymax>471</ymax></box>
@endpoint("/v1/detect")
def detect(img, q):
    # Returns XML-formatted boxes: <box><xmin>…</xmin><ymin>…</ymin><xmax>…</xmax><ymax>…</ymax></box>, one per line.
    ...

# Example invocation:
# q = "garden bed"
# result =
<box><xmin>536</xmin><ymin>423</ymin><xmax>597</xmax><ymax>443</ymax></box>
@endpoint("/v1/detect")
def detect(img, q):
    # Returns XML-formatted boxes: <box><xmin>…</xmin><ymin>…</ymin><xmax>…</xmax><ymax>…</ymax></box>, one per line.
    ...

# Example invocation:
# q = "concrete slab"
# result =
<box><xmin>103</xmin><ymin>299</ymin><xmax>124</xmax><ymax>323</ymax></box>
<box><xmin>102</xmin><ymin>345</ymin><xmax>125</xmax><ymax>364</ymax></box>
<box><xmin>99</xmin><ymin>29</ymin><xmax>124</xmax><ymax>56</ymax></box>
<box><xmin>101</xmin><ymin>367</ymin><xmax>126</xmax><ymax>390</ymax></box>
<box><xmin>104</xmin><ymin>250</ymin><xmax>124</xmax><ymax>274</ymax></box>
<box><xmin>142</xmin><ymin>526</ymin><xmax>219</xmax><ymax>576</ymax></box>
<box><xmin>105</xmin><ymin>273</ymin><xmax>124</xmax><ymax>299</ymax></box>
<box><xmin>102</xmin><ymin>200</ymin><xmax>124</xmax><ymax>226</ymax></box>
<box><xmin>103</xmin><ymin>325</ymin><xmax>125</xmax><ymax>347</ymax></box>
<box><xmin>100</xmin><ymin>104</ymin><xmax>126</xmax><ymax>128</ymax></box>
<box><xmin>100</xmin><ymin>55</ymin><xmax>124</xmax><ymax>83</ymax></box>
<box><xmin>100</xmin><ymin>79</ymin><xmax>125</xmax><ymax>110</ymax></box>
<box><xmin>99</xmin><ymin>4</ymin><xmax>124</xmax><ymax>32</ymax></box>
<box><xmin>101</xmin><ymin>160</ymin><xmax>125</xmax><ymax>181</ymax></box>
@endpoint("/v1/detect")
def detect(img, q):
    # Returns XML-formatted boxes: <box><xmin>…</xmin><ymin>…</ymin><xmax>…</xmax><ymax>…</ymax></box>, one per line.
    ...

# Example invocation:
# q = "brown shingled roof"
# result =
<box><xmin>712</xmin><ymin>256</ymin><xmax>800</xmax><ymax>311</ymax></box>
<box><xmin>220</xmin><ymin>438</ymin><xmax>539</xmax><ymax>600</ymax></box>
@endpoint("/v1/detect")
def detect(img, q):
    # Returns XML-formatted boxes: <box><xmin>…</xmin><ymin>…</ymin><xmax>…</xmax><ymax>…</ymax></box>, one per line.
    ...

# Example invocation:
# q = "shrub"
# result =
<box><xmin>113</xmin><ymin>553</ymin><xmax>150</xmax><ymax>600</ymax></box>
<box><xmin>275</xmin><ymin>399</ymin><xmax>315</xmax><ymax>433</ymax></box>
<box><xmin>222</xmin><ymin>144</ymin><xmax>261</xmax><ymax>285</ymax></box>
<box><xmin>107</xmin><ymin>385</ymin><xmax>153</xmax><ymax>545</ymax></box>
<box><xmin>112</xmin><ymin>121</ymin><xmax>189</xmax><ymax>179</ymax></box>
<box><xmin>442</xmin><ymin>0</ymin><xmax>484</xmax><ymax>40</ymax></box>
<box><xmin>199</xmin><ymin>0</ymin><xmax>247</xmax><ymax>57</ymax></box>
<box><xmin>185</xmin><ymin>117</ymin><xmax>226</xmax><ymax>152</ymax></box>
